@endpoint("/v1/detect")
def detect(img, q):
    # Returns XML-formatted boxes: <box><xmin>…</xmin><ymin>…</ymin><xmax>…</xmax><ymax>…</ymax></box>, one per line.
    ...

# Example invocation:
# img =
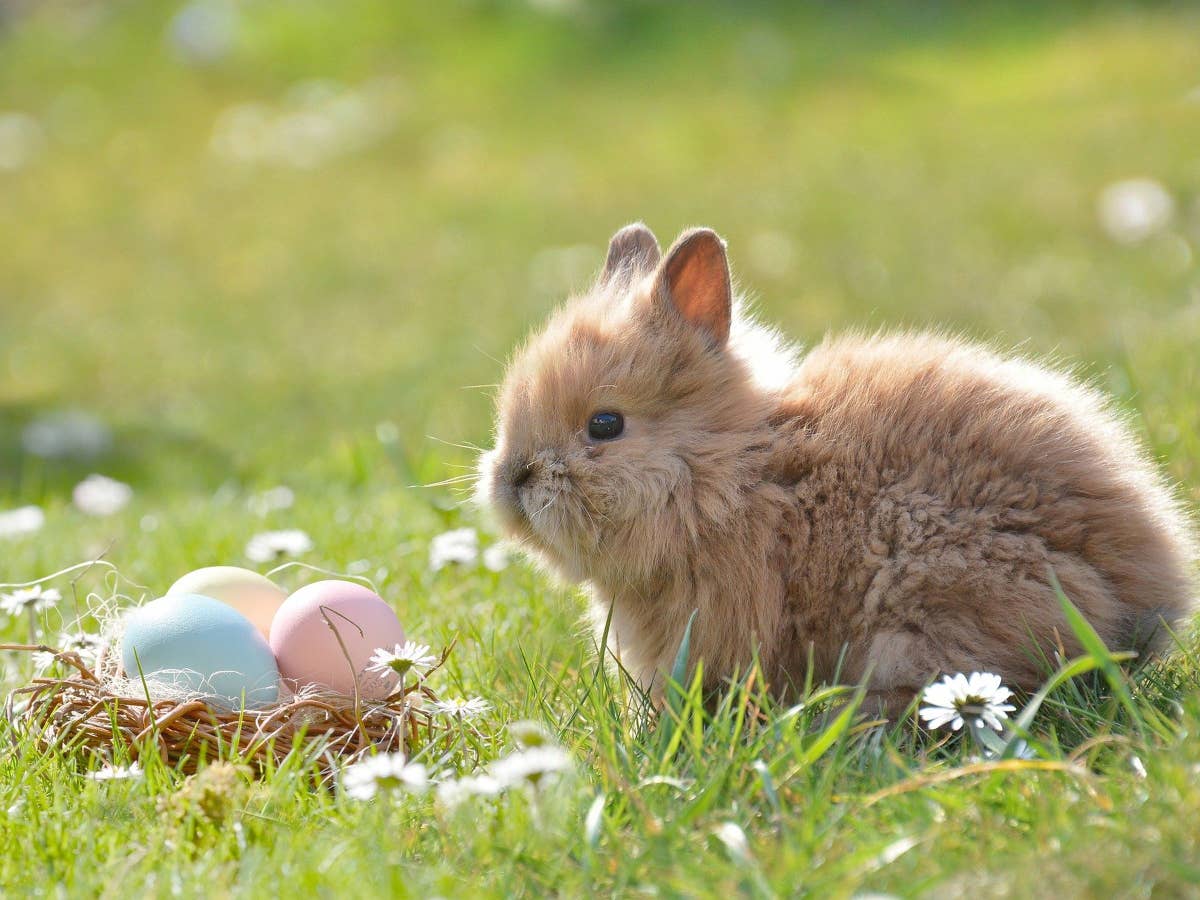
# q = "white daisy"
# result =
<box><xmin>21</xmin><ymin>411</ymin><xmax>112</xmax><ymax>459</ymax></box>
<box><xmin>72</xmin><ymin>474</ymin><xmax>133</xmax><ymax>516</ymax></box>
<box><xmin>435</xmin><ymin>774</ymin><xmax>504</xmax><ymax>809</ymax></box>
<box><xmin>245</xmin><ymin>528</ymin><xmax>313</xmax><ymax>562</ymax></box>
<box><xmin>366</xmin><ymin>642</ymin><xmax>438</xmax><ymax>680</ymax></box>
<box><xmin>427</xmin><ymin>696</ymin><xmax>490</xmax><ymax>720</ymax></box>
<box><xmin>429</xmin><ymin>527</ymin><xmax>478</xmax><ymax>571</ymax></box>
<box><xmin>58</xmin><ymin>631</ymin><xmax>104</xmax><ymax>666</ymax></box>
<box><xmin>0</xmin><ymin>585</ymin><xmax>61</xmax><ymax>618</ymax></box>
<box><xmin>482</xmin><ymin>543</ymin><xmax>510</xmax><ymax>572</ymax></box>
<box><xmin>1097</xmin><ymin>178</ymin><xmax>1173</xmax><ymax>244</ymax></box>
<box><xmin>488</xmin><ymin>745</ymin><xmax>572</xmax><ymax>789</ymax></box>
<box><xmin>87</xmin><ymin>761</ymin><xmax>142</xmax><ymax>781</ymax></box>
<box><xmin>341</xmin><ymin>753</ymin><xmax>428</xmax><ymax>801</ymax></box>
<box><xmin>0</xmin><ymin>505</ymin><xmax>45</xmax><ymax>540</ymax></box>
<box><xmin>247</xmin><ymin>485</ymin><xmax>295</xmax><ymax>517</ymax></box>
<box><xmin>918</xmin><ymin>672</ymin><xmax>1016</xmax><ymax>733</ymax></box>
<box><xmin>0</xmin><ymin>112</ymin><xmax>43</xmax><ymax>172</ymax></box>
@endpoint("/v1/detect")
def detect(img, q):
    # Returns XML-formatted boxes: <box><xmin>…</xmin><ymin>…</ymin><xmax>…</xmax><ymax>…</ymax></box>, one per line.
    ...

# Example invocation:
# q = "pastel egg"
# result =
<box><xmin>269</xmin><ymin>580</ymin><xmax>404</xmax><ymax>698</ymax></box>
<box><xmin>121</xmin><ymin>593</ymin><xmax>280</xmax><ymax>709</ymax></box>
<box><xmin>167</xmin><ymin>566</ymin><xmax>286</xmax><ymax>639</ymax></box>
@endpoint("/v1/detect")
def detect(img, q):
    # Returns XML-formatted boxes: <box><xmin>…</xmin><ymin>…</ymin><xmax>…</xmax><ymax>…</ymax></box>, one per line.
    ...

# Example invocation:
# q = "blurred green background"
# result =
<box><xmin>1</xmin><ymin>0</ymin><xmax>1198</xmax><ymax>581</ymax></box>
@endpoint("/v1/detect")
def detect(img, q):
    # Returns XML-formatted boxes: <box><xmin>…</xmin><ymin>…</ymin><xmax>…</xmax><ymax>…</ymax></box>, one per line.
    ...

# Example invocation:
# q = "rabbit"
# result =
<box><xmin>477</xmin><ymin>222</ymin><xmax>1197</xmax><ymax>715</ymax></box>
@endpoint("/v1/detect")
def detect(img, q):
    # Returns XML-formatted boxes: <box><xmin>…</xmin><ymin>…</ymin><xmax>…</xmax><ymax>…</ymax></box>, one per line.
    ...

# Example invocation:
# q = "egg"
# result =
<box><xmin>121</xmin><ymin>593</ymin><xmax>280</xmax><ymax>710</ymax></box>
<box><xmin>269</xmin><ymin>580</ymin><xmax>405</xmax><ymax>698</ymax></box>
<box><xmin>166</xmin><ymin>566</ymin><xmax>286</xmax><ymax>639</ymax></box>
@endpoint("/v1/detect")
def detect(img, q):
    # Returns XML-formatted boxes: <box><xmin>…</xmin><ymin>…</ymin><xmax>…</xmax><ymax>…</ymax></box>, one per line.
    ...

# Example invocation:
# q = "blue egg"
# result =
<box><xmin>121</xmin><ymin>593</ymin><xmax>280</xmax><ymax>710</ymax></box>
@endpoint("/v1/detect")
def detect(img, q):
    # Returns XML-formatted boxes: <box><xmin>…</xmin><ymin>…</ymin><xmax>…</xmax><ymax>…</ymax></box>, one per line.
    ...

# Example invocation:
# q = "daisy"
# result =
<box><xmin>488</xmin><ymin>745</ymin><xmax>572</xmax><ymax>789</ymax></box>
<box><xmin>245</xmin><ymin>529</ymin><xmax>313</xmax><ymax>563</ymax></box>
<box><xmin>0</xmin><ymin>585</ymin><xmax>61</xmax><ymax>618</ymax></box>
<box><xmin>341</xmin><ymin>753</ymin><xmax>428</xmax><ymax>801</ymax></box>
<box><xmin>429</xmin><ymin>527</ymin><xmax>478</xmax><ymax>571</ymax></box>
<box><xmin>87</xmin><ymin>761</ymin><xmax>143</xmax><ymax>781</ymax></box>
<box><xmin>0</xmin><ymin>112</ymin><xmax>43</xmax><ymax>172</ymax></box>
<box><xmin>247</xmin><ymin>485</ymin><xmax>295</xmax><ymax>517</ymax></box>
<box><xmin>1097</xmin><ymin>178</ymin><xmax>1173</xmax><ymax>244</ymax></box>
<box><xmin>366</xmin><ymin>642</ymin><xmax>438</xmax><ymax>680</ymax></box>
<box><xmin>58</xmin><ymin>631</ymin><xmax>105</xmax><ymax>665</ymax></box>
<box><xmin>435</xmin><ymin>774</ymin><xmax>503</xmax><ymax>809</ymax></box>
<box><xmin>0</xmin><ymin>505</ymin><xmax>44</xmax><ymax>540</ymax></box>
<box><xmin>21</xmin><ymin>411</ymin><xmax>111</xmax><ymax>459</ymax></box>
<box><xmin>72</xmin><ymin>474</ymin><xmax>133</xmax><ymax>516</ymax></box>
<box><xmin>482</xmin><ymin>543</ymin><xmax>510</xmax><ymax>573</ymax></box>
<box><xmin>427</xmin><ymin>696</ymin><xmax>490</xmax><ymax>720</ymax></box>
<box><xmin>918</xmin><ymin>672</ymin><xmax>1016</xmax><ymax>733</ymax></box>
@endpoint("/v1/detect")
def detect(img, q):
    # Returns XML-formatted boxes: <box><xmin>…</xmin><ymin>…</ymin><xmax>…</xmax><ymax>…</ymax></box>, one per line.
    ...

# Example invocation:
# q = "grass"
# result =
<box><xmin>1</xmin><ymin>0</ymin><xmax>1199</xmax><ymax>895</ymax></box>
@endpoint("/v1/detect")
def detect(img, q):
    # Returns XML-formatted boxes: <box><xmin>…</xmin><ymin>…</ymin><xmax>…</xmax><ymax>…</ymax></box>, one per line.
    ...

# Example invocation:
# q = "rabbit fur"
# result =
<box><xmin>478</xmin><ymin>223</ymin><xmax>1197</xmax><ymax>713</ymax></box>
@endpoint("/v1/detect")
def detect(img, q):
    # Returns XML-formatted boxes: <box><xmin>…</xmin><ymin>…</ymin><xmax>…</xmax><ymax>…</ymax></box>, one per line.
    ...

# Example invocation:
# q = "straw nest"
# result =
<box><xmin>2</xmin><ymin>641</ymin><xmax>461</xmax><ymax>776</ymax></box>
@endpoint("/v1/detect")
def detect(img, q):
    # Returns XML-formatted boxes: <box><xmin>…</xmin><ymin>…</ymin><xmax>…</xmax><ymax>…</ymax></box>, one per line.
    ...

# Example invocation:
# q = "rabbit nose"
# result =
<box><xmin>511</xmin><ymin>461</ymin><xmax>534</xmax><ymax>488</ymax></box>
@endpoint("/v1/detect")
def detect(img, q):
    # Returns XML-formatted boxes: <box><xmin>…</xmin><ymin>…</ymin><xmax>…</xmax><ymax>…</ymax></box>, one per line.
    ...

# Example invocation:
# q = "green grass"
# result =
<box><xmin>2</xmin><ymin>1</ymin><xmax>1199</xmax><ymax>895</ymax></box>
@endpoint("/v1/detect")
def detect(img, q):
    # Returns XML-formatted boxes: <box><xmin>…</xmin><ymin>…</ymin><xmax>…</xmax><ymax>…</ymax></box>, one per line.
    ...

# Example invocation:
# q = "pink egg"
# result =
<box><xmin>269</xmin><ymin>580</ymin><xmax>405</xmax><ymax>698</ymax></box>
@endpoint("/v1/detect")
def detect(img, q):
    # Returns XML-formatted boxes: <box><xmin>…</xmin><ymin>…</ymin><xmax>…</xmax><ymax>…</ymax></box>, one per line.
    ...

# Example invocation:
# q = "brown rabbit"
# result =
<box><xmin>478</xmin><ymin>223</ymin><xmax>1197</xmax><ymax>714</ymax></box>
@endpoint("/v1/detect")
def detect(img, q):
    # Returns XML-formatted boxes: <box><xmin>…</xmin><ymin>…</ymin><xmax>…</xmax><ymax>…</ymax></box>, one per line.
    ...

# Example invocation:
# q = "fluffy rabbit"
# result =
<box><xmin>478</xmin><ymin>223</ymin><xmax>1196</xmax><ymax>714</ymax></box>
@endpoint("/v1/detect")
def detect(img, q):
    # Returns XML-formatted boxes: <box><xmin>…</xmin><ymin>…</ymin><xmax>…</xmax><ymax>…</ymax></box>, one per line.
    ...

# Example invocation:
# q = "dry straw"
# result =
<box><xmin>2</xmin><ymin>640</ymin><xmax>461</xmax><ymax>776</ymax></box>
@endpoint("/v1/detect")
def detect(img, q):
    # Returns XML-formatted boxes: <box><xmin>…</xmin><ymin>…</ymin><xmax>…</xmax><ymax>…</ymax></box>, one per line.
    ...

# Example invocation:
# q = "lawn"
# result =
<box><xmin>2</xmin><ymin>1</ymin><xmax>1199</xmax><ymax>896</ymax></box>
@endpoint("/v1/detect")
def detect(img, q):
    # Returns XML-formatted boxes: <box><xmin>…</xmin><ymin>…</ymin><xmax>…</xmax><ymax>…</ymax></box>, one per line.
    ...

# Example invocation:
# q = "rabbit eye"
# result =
<box><xmin>587</xmin><ymin>412</ymin><xmax>624</xmax><ymax>441</ymax></box>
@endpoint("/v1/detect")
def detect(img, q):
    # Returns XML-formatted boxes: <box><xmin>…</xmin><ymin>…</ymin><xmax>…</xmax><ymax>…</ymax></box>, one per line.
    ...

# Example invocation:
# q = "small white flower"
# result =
<box><xmin>87</xmin><ymin>761</ymin><xmax>142</xmax><ymax>781</ymax></box>
<box><xmin>488</xmin><ymin>745</ymin><xmax>572</xmax><ymax>789</ymax></box>
<box><xmin>33</xmin><ymin>651</ymin><xmax>57</xmax><ymax>672</ymax></box>
<box><xmin>429</xmin><ymin>527</ymin><xmax>478</xmax><ymax>571</ymax></box>
<box><xmin>341</xmin><ymin>753</ymin><xmax>428</xmax><ymax>801</ymax></box>
<box><xmin>0</xmin><ymin>112</ymin><xmax>43</xmax><ymax>171</ymax></box>
<box><xmin>245</xmin><ymin>529</ymin><xmax>313</xmax><ymax>562</ymax></box>
<box><xmin>0</xmin><ymin>505</ymin><xmax>45</xmax><ymax>540</ymax></box>
<box><xmin>21</xmin><ymin>411</ymin><xmax>111</xmax><ymax>459</ymax></box>
<box><xmin>1</xmin><ymin>585</ymin><xmax>61</xmax><ymax>617</ymax></box>
<box><xmin>435</xmin><ymin>774</ymin><xmax>503</xmax><ymax>809</ymax></box>
<box><xmin>919</xmin><ymin>672</ymin><xmax>1016</xmax><ymax>733</ymax></box>
<box><xmin>167</xmin><ymin>0</ymin><xmax>239</xmax><ymax>66</ymax></box>
<box><xmin>366</xmin><ymin>642</ymin><xmax>438</xmax><ymax>680</ymax></box>
<box><xmin>58</xmin><ymin>631</ymin><xmax>104</xmax><ymax>665</ymax></box>
<box><xmin>247</xmin><ymin>485</ymin><xmax>295</xmax><ymax>516</ymax></box>
<box><xmin>482</xmin><ymin>543</ymin><xmax>510</xmax><ymax>572</ymax></box>
<box><xmin>72</xmin><ymin>474</ymin><xmax>133</xmax><ymax>516</ymax></box>
<box><xmin>428</xmin><ymin>696</ymin><xmax>490</xmax><ymax>720</ymax></box>
<box><xmin>1097</xmin><ymin>178</ymin><xmax>1174</xmax><ymax>244</ymax></box>
<box><xmin>376</xmin><ymin>421</ymin><xmax>399</xmax><ymax>444</ymax></box>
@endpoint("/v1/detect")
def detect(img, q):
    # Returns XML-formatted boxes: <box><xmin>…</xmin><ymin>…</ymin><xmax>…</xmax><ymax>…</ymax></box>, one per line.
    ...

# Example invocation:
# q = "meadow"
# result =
<box><xmin>2</xmin><ymin>1</ymin><xmax>1200</xmax><ymax>896</ymax></box>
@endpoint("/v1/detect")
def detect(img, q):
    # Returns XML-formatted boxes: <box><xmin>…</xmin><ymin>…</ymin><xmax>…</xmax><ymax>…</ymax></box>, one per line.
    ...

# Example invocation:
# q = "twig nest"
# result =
<box><xmin>5</xmin><ymin>640</ymin><xmax>461</xmax><ymax>776</ymax></box>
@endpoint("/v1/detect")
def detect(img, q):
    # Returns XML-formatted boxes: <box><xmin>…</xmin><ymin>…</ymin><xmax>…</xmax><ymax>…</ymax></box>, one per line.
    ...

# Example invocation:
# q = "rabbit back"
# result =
<box><xmin>765</xmin><ymin>331</ymin><xmax>1197</xmax><ymax>700</ymax></box>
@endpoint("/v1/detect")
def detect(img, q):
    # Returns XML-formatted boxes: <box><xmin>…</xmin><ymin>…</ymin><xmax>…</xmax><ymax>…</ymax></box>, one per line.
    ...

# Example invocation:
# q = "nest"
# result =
<box><xmin>2</xmin><ymin>641</ymin><xmax>460</xmax><ymax>776</ymax></box>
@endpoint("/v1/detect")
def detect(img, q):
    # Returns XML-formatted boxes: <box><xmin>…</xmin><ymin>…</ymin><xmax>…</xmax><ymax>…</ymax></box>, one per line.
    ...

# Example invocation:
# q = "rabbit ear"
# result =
<box><xmin>655</xmin><ymin>228</ymin><xmax>731</xmax><ymax>348</ymax></box>
<box><xmin>600</xmin><ymin>222</ymin><xmax>661</xmax><ymax>288</ymax></box>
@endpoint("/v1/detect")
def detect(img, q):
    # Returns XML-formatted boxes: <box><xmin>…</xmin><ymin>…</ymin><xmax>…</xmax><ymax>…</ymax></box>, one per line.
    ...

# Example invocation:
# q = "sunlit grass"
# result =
<box><xmin>1</xmin><ymin>0</ymin><xmax>1199</xmax><ymax>895</ymax></box>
